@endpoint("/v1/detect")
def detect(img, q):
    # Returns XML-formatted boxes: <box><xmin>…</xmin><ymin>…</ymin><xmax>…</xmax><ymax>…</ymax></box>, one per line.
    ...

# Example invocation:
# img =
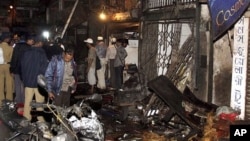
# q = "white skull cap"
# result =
<box><xmin>84</xmin><ymin>38</ymin><xmax>93</xmax><ymax>44</ymax></box>
<box><xmin>97</xmin><ymin>36</ymin><xmax>103</xmax><ymax>41</ymax></box>
<box><xmin>111</xmin><ymin>37</ymin><xmax>116</xmax><ymax>43</ymax></box>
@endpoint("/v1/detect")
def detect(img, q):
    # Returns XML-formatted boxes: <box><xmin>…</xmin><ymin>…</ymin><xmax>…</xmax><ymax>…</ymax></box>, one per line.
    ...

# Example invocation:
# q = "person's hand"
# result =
<box><xmin>48</xmin><ymin>92</ymin><xmax>55</xmax><ymax>100</ymax></box>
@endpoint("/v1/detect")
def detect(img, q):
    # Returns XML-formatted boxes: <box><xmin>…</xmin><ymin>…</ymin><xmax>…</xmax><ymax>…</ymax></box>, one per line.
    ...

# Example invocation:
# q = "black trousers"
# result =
<box><xmin>114</xmin><ymin>66</ymin><xmax>124</xmax><ymax>89</ymax></box>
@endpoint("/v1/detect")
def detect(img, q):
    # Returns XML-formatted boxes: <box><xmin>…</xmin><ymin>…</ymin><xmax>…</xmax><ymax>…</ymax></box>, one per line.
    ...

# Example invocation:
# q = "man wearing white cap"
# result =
<box><xmin>95</xmin><ymin>36</ymin><xmax>107</xmax><ymax>91</ymax></box>
<box><xmin>84</xmin><ymin>38</ymin><xmax>96</xmax><ymax>94</ymax></box>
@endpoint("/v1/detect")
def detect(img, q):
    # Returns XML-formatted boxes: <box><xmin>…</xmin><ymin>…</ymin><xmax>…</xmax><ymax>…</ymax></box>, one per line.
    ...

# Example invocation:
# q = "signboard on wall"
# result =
<box><xmin>231</xmin><ymin>16</ymin><xmax>249</xmax><ymax>120</ymax></box>
<box><xmin>208</xmin><ymin>0</ymin><xmax>250</xmax><ymax>41</ymax></box>
<box><xmin>111</xmin><ymin>12</ymin><xmax>131</xmax><ymax>21</ymax></box>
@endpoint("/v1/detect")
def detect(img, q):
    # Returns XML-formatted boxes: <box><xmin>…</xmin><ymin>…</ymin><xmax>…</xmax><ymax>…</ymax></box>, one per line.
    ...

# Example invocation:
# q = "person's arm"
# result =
<box><xmin>123</xmin><ymin>48</ymin><xmax>128</xmax><ymax>59</ymax></box>
<box><xmin>87</xmin><ymin>57</ymin><xmax>93</xmax><ymax>73</ymax></box>
<box><xmin>87</xmin><ymin>48</ymin><xmax>95</xmax><ymax>72</ymax></box>
<box><xmin>71</xmin><ymin>61</ymin><xmax>78</xmax><ymax>94</ymax></box>
<box><xmin>7</xmin><ymin>46</ymin><xmax>13</xmax><ymax>64</ymax></box>
<box><xmin>45</xmin><ymin>57</ymin><xmax>56</xmax><ymax>100</ymax></box>
<box><xmin>9</xmin><ymin>46</ymin><xmax>19</xmax><ymax>73</ymax></box>
<box><xmin>120</xmin><ymin>48</ymin><xmax>128</xmax><ymax>65</ymax></box>
<box><xmin>95</xmin><ymin>45</ymin><xmax>100</xmax><ymax>58</ymax></box>
<box><xmin>105</xmin><ymin>47</ymin><xmax>110</xmax><ymax>62</ymax></box>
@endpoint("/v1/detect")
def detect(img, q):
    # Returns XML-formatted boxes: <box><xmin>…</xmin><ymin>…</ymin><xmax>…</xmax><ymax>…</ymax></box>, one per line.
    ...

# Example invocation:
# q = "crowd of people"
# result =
<box><xmin>0</xmin><ymin>32</ymin><xmax>77</xmax><ymax>121</ymax></box>
<box><xmin>84</xmin><ymin>36</ymin><xmax>128</xmax><ymax>94</ymax></box>
<box><xmin>0</xmin><ymin>31</ymin><xmax>128</xmax><ymax>122</ymax></box>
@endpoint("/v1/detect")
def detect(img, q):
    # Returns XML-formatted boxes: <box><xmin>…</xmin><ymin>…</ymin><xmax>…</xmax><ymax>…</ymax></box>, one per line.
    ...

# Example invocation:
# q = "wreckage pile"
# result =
<box><xmin>97</xmin><ymin>75</ymin><xmax>239</xmax><ymax>141</ymax></box>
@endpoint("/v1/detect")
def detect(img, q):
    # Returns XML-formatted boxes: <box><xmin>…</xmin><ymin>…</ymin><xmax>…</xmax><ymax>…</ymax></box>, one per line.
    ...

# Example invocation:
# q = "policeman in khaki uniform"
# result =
<box><xmin>0</xmin><ymin>32</ymin><xmax>13</xmax><ymax>106</ymax></box>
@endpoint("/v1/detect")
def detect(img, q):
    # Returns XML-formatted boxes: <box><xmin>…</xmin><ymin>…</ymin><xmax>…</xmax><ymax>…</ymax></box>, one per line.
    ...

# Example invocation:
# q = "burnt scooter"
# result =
<box><xmin>0</xmin><ymin>75</ymin><xmax>104</xmax><ymax>141</ymax></box>
<box><xmin>30</xmin><ymin>94</ymin><xmax>104</xmax><ymax>141</ymax></box>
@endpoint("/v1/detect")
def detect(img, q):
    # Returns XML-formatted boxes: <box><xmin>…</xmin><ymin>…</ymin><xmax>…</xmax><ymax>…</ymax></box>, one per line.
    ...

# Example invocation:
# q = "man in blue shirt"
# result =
<box><xmin>45</xmin><ymin>47</ymin><xmax>77</xmax><ymax>107</ymax></box>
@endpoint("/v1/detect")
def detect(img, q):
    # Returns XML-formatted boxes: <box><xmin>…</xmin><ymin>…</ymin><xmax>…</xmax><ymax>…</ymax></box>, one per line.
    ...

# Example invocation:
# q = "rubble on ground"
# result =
<box><xmin>73</xmin><ymin>75</ymin><xmax>240</xmax><ymax>141</ymax></box>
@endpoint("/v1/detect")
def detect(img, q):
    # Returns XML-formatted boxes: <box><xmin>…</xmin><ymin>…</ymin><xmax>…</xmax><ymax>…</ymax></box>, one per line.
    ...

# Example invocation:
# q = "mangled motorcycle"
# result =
<box><xmin>0</xmin><ymin>94</ymin><xmax>104</xmax><ymax>141</ymax></box>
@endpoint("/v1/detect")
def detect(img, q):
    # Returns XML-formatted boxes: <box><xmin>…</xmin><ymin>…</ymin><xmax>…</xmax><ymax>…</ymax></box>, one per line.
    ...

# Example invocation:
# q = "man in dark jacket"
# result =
<box><xmin>10</xmin><ymin>35</ymin><xmax>35</xmax><ymax>104</ymax></box>
<box><xmin>42</xmin><ymin>38</ymin><xmax>64</xmax><ymax>61</ymax></box>
<box><xmin>45</xmin><ymin>47</ymin><xmax>77</xmax><ymax>107</ymax></box>
<box><xmin>20</xmin><ymin>38</ymin><xmax>48</xmax><ymax>121</ymax></box>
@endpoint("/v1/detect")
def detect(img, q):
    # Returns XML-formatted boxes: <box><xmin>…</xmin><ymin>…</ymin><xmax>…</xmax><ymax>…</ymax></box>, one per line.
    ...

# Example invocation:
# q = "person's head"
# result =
<box><xmin>111</xmin><ymin>37</ymin><xmax>116</xmax><ymax>45</ymax></box>
<box><xmin>116</xmin><ymin>38</ymin><xmax>123</xmax><ymax>46</ymax></box>
<box><xmin>63</xmin><ymin>47</ymin><xmax>74</xmax><ymax>62</ymax></box>
<box><xmin>33</xmin><ymin>36</ymin><xmax>44</xmax><ymax>47</ymax></box>
<box><xmin>1</xmin><ymin>32</ymin><xmax>11</xmax><ymax>43</ymax></box>
<box><xmin>97</xmin><ymin>36</ymin><xmax>103</xmax><ymax>42</ymax></box>
<box><xmin>26</xmin><ymin>35</ymin><xmax>35</xmax><ymax>45</ymax></box>
<box><xmin>84</xmin><ymin>38</ymin><xmax>94</xmax><ymax>47</ymax></box>
<box><xmin>121</xmin><ymin>39</ymin><xmax>128</xmax><ymax>47</ymax></box>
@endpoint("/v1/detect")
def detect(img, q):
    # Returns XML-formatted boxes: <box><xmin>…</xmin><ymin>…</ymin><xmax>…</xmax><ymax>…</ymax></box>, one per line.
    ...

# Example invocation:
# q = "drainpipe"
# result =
<box><xmin>60</xmin><ymin>0</ymin><xmax>79</xmax><ymax>38</ymax></box>
<box><xmin>194</xmin><ymin>1</ymin><xmax>201</xmax><ymax>90</ymax></box>
<box><xmin>207</xmin><ymin>21</ymin><xmax>213</xmax><ymax>103</ymax></box>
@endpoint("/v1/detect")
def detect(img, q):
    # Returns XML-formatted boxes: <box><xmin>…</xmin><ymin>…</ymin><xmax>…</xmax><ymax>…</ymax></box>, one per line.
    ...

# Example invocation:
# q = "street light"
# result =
<box><xmin>99</xmin><ymin>5</ymin><xmax>107</xmax><ymax>21</ymax></box>
<box><xmin>9</xmin><ymin>5</ymin><xmax>13</xmax><ymax>9</ymax></box>
<box><xmin>9</xmin><ymin>5</ymin><xmax>15</xmax><ymax>26</ymax></box>
<box><xmin>42</xmin><ymin>31</ymin><xmax>50</xmax><ymax>40</ymax></box>
<box><xmin>99</xmin><ymin>11</ymin><xmax>107</xmax><ymax>20</ymax></box>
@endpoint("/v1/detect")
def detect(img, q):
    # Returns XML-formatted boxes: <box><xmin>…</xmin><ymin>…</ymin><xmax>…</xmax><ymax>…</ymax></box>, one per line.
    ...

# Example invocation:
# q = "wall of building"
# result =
<box><xmin>212</xmin><ymin>35</ymin><xmax>233</xmax><ymax>106</ymax></box>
